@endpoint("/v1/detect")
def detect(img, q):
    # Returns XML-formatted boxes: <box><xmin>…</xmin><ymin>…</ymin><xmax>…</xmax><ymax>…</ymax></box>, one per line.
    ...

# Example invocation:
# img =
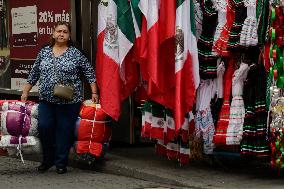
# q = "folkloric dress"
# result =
<box><xmin>226</xmin><ymin>62</ymin><xmax>249</xmax><ymax>145</ymax></box>
<box><xmin>239</xmin><ymin>0</ymin><xmax>258</xmax><ymax>47</ymax></box>
<box><xmin>198</xmin><ymin>0</ymin><xmax>218</xmax><ymax>79</ymax></box>
<box><xmin>195</xmin><ymin>79</ymin><xmax>216</xmax><ymax>154</ymax></box>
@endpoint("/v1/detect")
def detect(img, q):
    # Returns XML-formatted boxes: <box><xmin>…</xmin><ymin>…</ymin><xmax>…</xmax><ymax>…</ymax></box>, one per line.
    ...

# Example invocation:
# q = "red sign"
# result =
<box><xmin>9</xmin><ymin>0</ymin><xmax>71</xmax><ymax>59</ymax></box>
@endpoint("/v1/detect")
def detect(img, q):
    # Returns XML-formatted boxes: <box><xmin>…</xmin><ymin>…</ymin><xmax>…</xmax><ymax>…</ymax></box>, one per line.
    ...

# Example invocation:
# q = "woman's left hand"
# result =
<box><xmin>92</xmin><ymin>93</ymin><xmax>99</xmax><ymax>104</ymax></box>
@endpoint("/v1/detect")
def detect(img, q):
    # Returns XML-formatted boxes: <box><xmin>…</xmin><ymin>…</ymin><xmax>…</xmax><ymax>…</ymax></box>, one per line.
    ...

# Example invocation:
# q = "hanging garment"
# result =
<box><xmin>227</xmin><ymin>0</ymin><xmax>247</xmax><ymax>51</ymax></box>
<box><xmin>211</xmin><ymin>61</ymin><xmax>226</xmax><ymax>125</ymax></box>
<box><xmin>195</xmin><ymin>109</ymin><xmax>215</xmax><ymax>154</ymax></box>
<box><xmin>240</xmin><ymin>63</ymin><xmax>269</xmax><ymax>157</ymax></box>
<box><xmin>195</xmin><ymin>79</ymin><xmax>216</xmax><ymax>154</ymax></box>
<box><xmin>256</xmin><ymin>0</ymin><xmax>269</xmax><ymax>45</ymax></box>
<box><xmin>213</xmin><ymin>0</ymin><xmax>235</xmax><ymax>57</ymax></box>
<box><xmin>226</xmin><ymin>62</ymin><xmax>249</xmax><ymax>145</ymax></box>
<box><xmin>239</xmin><ymin>0</ymin><xmax>258</xmax><ymax>47</ymax></box>
<box><xmin>213</xmin><ymin>60</ymin><xmax>235</xmax><ymax>145</ymax></box>
<box><xmin>198</xmin><ymin>0</ymin><xmax>219</xmax><ymax>79</ymax></box>
<box><xmin>212</xmin><ymin>0</ymin><xmax>227</xmax><ymax>55</ymax></box>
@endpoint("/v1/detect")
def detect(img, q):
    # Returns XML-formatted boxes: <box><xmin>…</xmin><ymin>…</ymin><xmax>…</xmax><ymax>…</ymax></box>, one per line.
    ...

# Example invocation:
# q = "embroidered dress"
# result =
<box><xmin>212</xmin><ymin>0</ymin><xmax>227</xmax><ymax>56</ymax></box>
<box><xmin>239</xmin><ymin>0</ymin><xmax>258</xmax><ymax>47</ymax></box>
<box><xmin>213</xmin><ymin>59</ymin><xmax>234</xmax><ymax>145</ymax></box>
<box><xmin>211</xmin><ymin>60</ymin><xmax>226</xmax><ymax>125</ymax></box>
<box><xmin>240</xmin><ymin>63</ymin><xmax>269</xmax><ymax>157</ymax></box>
<box><xmin>256</xmin><ymin>0</ymin><xmax>269</xmax><ymax>45</ymax></box>
<box><xmin>198</xmin><ymin>0</ymin><xmax>218</xmax><ymax>79</ymax></box>
<box><xmin>227</xmin><ymin>0</ymin><xmax>247</xmax><ymax>51</ymax></box>
<box><xmin>195</xmin><ymin>79</ymin><xmax>216</xmax><ymax>154</ymax></box>
<box><xmin>213</xmin><ymin>0</ymin><xmax>235</xmax><ymax>57</ymax></box>
<box><xmin>195</xmin><ymin>109</ymin><xmax>215</xmax><ymax>154</ymax></box>
<box><xmin>226</xmin><ymin>63</ymin><xmax>249</xmax><ymax>145</ymax></box>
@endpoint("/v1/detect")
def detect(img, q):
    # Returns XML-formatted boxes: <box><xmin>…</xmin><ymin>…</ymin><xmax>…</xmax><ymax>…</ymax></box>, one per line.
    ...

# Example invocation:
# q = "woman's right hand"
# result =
<box><xmin>21</xmin><ymin>83</ymin><xmax>33</xmax><ymax>102</ymax></box>
<box><xmin>21</xmin><ymin>92</ymin><xmax>28</xmax><ymax>102</ymax></box>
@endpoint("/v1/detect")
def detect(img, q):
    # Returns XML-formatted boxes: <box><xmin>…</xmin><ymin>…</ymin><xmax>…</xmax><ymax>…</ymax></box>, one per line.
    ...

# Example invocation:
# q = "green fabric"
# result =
<box><xmin>130</xmin><ymin>0</ymin><xmax>142</xmax><ymax>31</ymax></box>
<box><xmin>190</xmin><ymin>0</ymin><xmax>196</xmax><ymax>36</ymax></box>
<box><xmin>177</xmin><ymin>0</ymin><xmax>185</xmax><ymax>7</ymax></box>
<box><xmin>114</xmin><ymin>0</ymin><xmax>136</xmax><ymax>43</ymax></box>
<box><xmin>257</xmin><ymin>0</ymin><xmax>269</xmax><ymax>44</ymax></box>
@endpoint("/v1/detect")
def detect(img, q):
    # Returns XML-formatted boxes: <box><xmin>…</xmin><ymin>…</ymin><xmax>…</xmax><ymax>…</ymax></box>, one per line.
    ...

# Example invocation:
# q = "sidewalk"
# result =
<box><xmin>75</xmin><ymin>146</ymin><xmax>284</xmax><ymax>189</ymax></box>
<box><xmin>11</xmin><ymin>146</ymin><xmax>284</xmax><ymax>189</ymax></box>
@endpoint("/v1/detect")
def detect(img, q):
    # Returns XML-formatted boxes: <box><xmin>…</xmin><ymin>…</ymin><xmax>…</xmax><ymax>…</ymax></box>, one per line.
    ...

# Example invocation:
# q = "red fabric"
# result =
<box><xmin>179</xmin><ymin>150</ymin><xmax>190</xmax><ymax>165</ymax></box>
<box><xmin>96</xmin><ymin>11</ymin><xmax>139</xmax><ymax>120</ymax></box>
<box><xmin>181</xmin><ymin>128</ymin><xmax>189</xmax><ymax>144</ymax></box>
<box><xmin>213</xmin><ymin>60</ymin><xmax>235</xmax><ymax>145</ymax></box>
<box><xmin>77</xmin><ymin>120</ymin><xmax>111</xmax><ymax>143</ymax></box>
<box><xmin>141</xmin><ymin>122</ymin><xmax>151</xmax><ymax>138</ymax></box>
<box><xmin>159</xmin><ymin>0</ymin><xmax>176</xmax><ymax>43</ymax></box>
<box><xmin>166</xmin><ymin>127</ymin><xmax>175</xmax><ymax>142</ymax></box>
<box><xmin>96</xmin><ymin>31</ymin><xmax>121</xmax><ymax>120</ymax></box>
<box><xmin>76</xmin><ymin>102</ymin><xmax>111</xmax><ymax>158</ymax></box>
<box><xmin>76</xmin><ymin>141</ymin><xmax>103</xmax><ymax>157</ymax></box>
<box><xmin>166</xmin><ymin>143</ymin><xmax>179</xmax><ymax>160</ymax></box>
<box><xmin>139</xmin><ymin>16</ymin><xmax>150</xmax><ymax>81</ymax></box>
<box><xmin>156</xmin><ymin>142</ymin><xmax>167</xmax><ymax>156</ymax></box>
<box><xmin>89</xmin><ymin>143</ymin><xmax>103</xmax><ymax>157</ymax></box>
<box><xmin>150</xmin><ymin>127</ymin><xmax>164</xmax><ymax>140</ymax></box>
<box><xmin>263</xmin><ymin>43</ymin><xmax>271</xmax><ymax>72</ymax></box>
<box><xmin>174</xmin><ymin>54</ymin><xmax>196</xmax><ymax>132</ymax></box>
<box><xmin>213</xmin><ymin>0</ymin><xmax>235</xmax><ymax>57</ymax></box>
<box><xmin>152</xmin><ymin>0</ymin><xmax>176</xmax><ymax>95</ymax></box>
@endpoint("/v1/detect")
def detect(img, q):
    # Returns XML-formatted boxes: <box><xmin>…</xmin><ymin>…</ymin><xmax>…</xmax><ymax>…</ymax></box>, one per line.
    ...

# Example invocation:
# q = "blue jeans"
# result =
<box><xmin>38</xmin><ymin>102</ymin><xmax>81</xmax><ymax>168</ymax></box>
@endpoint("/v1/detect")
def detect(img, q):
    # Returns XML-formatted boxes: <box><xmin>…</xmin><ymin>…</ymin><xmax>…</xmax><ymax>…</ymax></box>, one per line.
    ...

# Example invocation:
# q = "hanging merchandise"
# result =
<box><xmin>269</xmin><ymin>91</ymin><xmax>284</xmax><ymax>174</ymax></box>
<box><xmin>213</xmin><ymin>0</ymin><xmax>236</xmax><ymax>57</ymax></box>
<box><xmin>256</xmin><ymin>0</ymin><xmax>270</xmax><ymax>45</ymax></box>
<box><xmin>0</xmin><ymin>0</ymin><xmax>7</xmax><ymax>49</ymax></box>
<box><xmin>198</xmin><ymin>0</ymin><xmax>218</xmax><ymax>79</ymax></box>
<box><xmin>227</xmin><ymin>0</ymin><xmax>247</xmax><ymax>51</ymax></box>
<box><xmin>141</xmin><ymin>100</ymin><xmax>192</xmax><ymax>165</ymax></box>
<box><xmin>94</xmin><ymin>0</ymin><xmax>273</xmax><ymax>166</ymax></box>
<box><xmin>240</xmin><ymin>61</ymin><xmax>269</xmax><ymax>157</ymax></box>
<box><xmin>212</xmin><ymin>0</ymin><xmax>227</xmax><ymax>55</ymax></box>
<box><xmin>268</xmin><ymin>5</ymin><xmax>284</xmax><ymax>89</ymax></box>
<box><xmin>226</xmin><ymin>62</ymin><xmax>249</xmax><ymax>145</ymax></box>
<box><xmin>194</xmin><ymin>79</ymin><xmax>216</xmax><ymax>155</ymax></box>
<box><xmin>213</xmin><ymin>59</ymin><xmax>235</xmax><ymax>145</ymax></box>
<box><xmin>239</xmin><ymin>0</ymin><xmax>258</xmax><ymax>47</ymax></box>
<box><xmin>266</xmin><ymin>1</ymin><xmax>284</xmax><ymax>173</ymax></box>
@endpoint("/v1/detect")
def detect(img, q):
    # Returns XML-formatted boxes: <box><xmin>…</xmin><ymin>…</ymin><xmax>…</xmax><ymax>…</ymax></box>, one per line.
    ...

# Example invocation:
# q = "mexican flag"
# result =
<box><xmin>138</xmin><ymin>0</ymin><xmax>159</xmax><ymax>85</ymax></box>
<box><xmin>138</xmin><ymin>0</ymin><xmax>176</xmax><ymax>110</ymax></box>
<box><xmin>130</xmin><ymin>0</ymin><xmax>142</xmax><ymax>63</ymax></box>
<box><xmin>157</xmin><ymin>0</ymin><xmax>176</xmax><ymax>94</ymax></box>
<box><xmin>174</xmin><ymin>0</ymin><xmax>200</xmax><ymax>130</ymax></box>
<box><xmin>96</xmin><ymin>0</ymin><xmax>139</xmax><ymax>120</ymax></box>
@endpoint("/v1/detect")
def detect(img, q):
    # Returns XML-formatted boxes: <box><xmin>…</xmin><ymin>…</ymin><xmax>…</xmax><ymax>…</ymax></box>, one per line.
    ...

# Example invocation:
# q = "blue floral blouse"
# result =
<box><xmin>27</xmin><ymin>45</ymin><xmax>96</xmax><ymax>104</ymax></box>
